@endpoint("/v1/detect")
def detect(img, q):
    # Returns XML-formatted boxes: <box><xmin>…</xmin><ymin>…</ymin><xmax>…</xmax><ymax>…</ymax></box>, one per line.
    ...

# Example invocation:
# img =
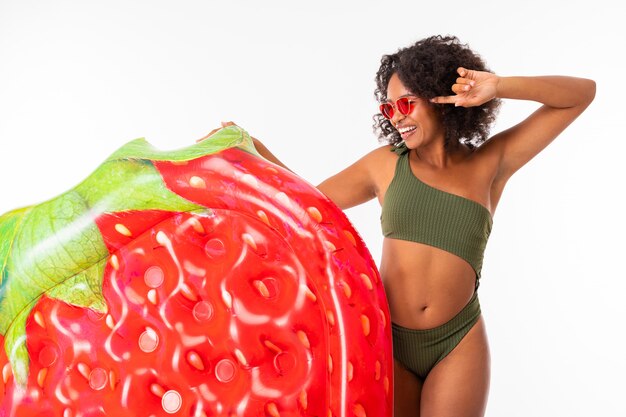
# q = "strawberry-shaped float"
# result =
<box><xmin>0</xmin><ymin>126</ymin><xmax>393</xmax><ymax>417</ymax></box>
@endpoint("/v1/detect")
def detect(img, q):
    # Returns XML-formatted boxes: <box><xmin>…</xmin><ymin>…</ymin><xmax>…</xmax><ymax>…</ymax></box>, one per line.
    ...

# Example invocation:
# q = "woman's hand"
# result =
<box><xmin>430</xmin><ymin>67</ymin><xmax>499</xmax><ymax>107</ymax></box>
<box><xmin>196</xmin><ymin>122</ymin><xmax>292</xmax><ymax>173</ymax></box>
<box><xmin>196</xmin><ymin>121</ymin><xmax>237</xmax><ymax>143</ymax></box>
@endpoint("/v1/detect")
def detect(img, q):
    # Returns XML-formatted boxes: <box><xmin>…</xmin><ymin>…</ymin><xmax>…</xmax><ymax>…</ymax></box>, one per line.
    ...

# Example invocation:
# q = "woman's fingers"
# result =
<box><xmin>457</xmin><ymin>66</ymin><xmax>471</xmax><ymax>77</ymax></box>
<box><xmin>451</xmin><ymin>83</ymin><xmax>472</xmax><ymax>94</ymax></box>
<box><xmin>456</xmin><ymin>77</ymin><xmax>476</xmax><ymax>86</ymax></box>
<box><xmin>430</xmin><ymin>95</ymin><xmax>458</xmax><ymax>104</ymax></box>
<box><xmin>430</xmin><ymin>95</ymin><xmax>468</xmax><ymax>107</ymax></box>
<box><xmin>430</xmin><ymin>67</ymin><xmax>492</xmax><ymax>107</ymax></box>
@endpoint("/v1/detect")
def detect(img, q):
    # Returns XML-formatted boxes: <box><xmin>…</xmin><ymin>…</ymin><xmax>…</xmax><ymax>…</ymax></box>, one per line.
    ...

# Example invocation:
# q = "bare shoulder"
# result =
<box><xmin>366</xmin><ymin>144</ymin><xmax>401</xmax><ymax>191</ymax></box>
<box><xmin>340</xmin><ymin>143</ymin><xmax>398</xmax><ymax>174</ymax></box>
<box><xmin>364</xmin><ymin>143</ymin><xmax>398</xmax><ymax>165</ymax></box>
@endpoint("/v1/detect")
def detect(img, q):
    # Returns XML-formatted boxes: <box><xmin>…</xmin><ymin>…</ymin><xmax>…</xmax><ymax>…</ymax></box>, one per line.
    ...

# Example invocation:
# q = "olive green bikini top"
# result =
<box><xmin>380</xmin><ymin>143</ymin><xmax>493</xmax><ymax>279</ymax></box>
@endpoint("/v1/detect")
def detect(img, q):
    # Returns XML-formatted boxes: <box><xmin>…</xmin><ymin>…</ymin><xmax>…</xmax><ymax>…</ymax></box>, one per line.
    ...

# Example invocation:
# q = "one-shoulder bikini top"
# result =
<box><xmin>380</xmin><ymin>143</ymin><xmax>493</xmax><ymax>279</ymax></box>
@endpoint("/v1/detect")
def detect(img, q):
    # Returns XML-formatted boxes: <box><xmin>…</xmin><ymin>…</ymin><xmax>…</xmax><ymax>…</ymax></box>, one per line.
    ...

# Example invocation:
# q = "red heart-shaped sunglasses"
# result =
<box><xmin>379</xmin><ymin>97</ymin><xmax>416</xmax><ymax>120</ymax></box>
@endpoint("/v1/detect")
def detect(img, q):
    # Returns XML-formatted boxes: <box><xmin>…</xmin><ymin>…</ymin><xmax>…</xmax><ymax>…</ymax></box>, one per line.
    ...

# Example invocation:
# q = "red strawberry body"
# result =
<box><xmin>0</xmin><ymin>128</ymin><xmax>392</xmax><ymax>416</ymax></box>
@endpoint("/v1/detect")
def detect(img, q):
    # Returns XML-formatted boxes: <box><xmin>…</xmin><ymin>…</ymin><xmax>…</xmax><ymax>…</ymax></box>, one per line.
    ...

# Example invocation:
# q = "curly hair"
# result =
<box><xmin>374</xmin><ymin>35</ymin><xmax>500</xmax><ymax>150</ymax></box>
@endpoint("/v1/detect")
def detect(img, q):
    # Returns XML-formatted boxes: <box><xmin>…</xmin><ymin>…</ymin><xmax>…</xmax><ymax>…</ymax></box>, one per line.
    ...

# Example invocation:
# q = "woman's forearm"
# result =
<box><xmin>496</xmin><ymin>75</ymin><xmax>596</xmax><ymax>109</ymax></box>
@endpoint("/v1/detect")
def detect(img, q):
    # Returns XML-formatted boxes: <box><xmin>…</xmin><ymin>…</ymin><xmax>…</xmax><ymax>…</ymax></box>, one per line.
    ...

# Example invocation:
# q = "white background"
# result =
<box><xmin>0</xmin><ymin>0</ymin><xmax>624</xmax><ymax>415</ymax></box>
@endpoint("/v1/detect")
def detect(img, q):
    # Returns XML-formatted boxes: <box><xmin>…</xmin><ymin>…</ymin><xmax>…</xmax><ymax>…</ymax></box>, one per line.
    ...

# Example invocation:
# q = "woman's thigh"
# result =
<box><xmin>394</xmin><ymin>359</ymin><xmax>423</xmax><ymax>417</ymax></box>
<box><xmin>420</xmin><ymin>316</ymin><xmax>491</xmax><ymax>417</ymax></box>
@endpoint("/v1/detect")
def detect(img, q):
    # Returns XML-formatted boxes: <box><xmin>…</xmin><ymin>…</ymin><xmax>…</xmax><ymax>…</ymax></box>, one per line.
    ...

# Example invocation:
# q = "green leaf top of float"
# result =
<box><xmin>106</xmin><ymin>125</ymin><xmax>259</xmax><ymax>162</ymax></box>
<box><xmin>0</xmin><ymin>125</ymin><xmax>253</xmax><ymax>385</ymax></box>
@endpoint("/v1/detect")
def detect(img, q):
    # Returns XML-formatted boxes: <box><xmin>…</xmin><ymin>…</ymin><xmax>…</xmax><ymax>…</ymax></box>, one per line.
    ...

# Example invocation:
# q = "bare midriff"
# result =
<box><xmin>380</xmin><ymin>237</ymin><xmax>477</xmax><ymax>330</ymax></box>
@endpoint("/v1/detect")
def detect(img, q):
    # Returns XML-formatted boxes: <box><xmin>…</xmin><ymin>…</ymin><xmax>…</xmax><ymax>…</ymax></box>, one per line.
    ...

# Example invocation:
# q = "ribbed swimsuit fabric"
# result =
<box><xmin>391</xmin><ymin>290</ymin><xmax>481</xmax><ymax>380</ymax></box>
<box><xmin>381</xmin><ymin>143</ymin><xmax>493</xmax><ymax>380</ymax></box>
<box><xmin>380</xmin><ymin>143</ymin><xmax>492</xmax><ymax>279</ymax></box>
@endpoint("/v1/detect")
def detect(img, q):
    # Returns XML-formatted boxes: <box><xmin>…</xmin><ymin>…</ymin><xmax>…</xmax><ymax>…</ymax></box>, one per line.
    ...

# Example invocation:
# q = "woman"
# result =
<box><xmin>213</xmin><ymin>35</ymin><xmax>595</xmax><ymax>417</ymax></box>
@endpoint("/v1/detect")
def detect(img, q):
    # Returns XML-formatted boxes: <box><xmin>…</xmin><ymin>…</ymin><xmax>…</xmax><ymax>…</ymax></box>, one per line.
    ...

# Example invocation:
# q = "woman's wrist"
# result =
<box><xmin>494</xmin><ymin>76</ymin><xmax>544</xmax><ymax>102</ymax></box>
<box><xmin>494</xmin><ymin>75</ymin><xmax>516</xmax><ymax>100</ymax></box>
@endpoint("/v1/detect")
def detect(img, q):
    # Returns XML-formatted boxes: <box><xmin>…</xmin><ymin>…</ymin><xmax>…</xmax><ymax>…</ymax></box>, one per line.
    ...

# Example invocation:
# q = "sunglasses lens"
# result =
<box><xmin>380</xmin><ymin>103</ymin><xmax>394</xmax><ymax>119</ymax></box>
<box><xmin>397</xmin><ymin>97</ymin><xmax>412</xmax><ymax>115</ymax></box>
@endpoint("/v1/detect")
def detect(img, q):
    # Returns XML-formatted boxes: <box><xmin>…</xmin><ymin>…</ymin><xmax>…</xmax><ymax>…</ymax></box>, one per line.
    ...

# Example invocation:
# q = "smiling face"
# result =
<box><xmin>385</xmin><ymin>73</ymin><xmax>444</xmax><ymax>149</ymax></box>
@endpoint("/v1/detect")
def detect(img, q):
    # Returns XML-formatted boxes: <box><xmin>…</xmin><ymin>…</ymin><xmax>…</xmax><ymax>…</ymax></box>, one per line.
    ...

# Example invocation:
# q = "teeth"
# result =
<box><xmin>398</xmin><ymin>126</ymin><xmax>416</xmax><ymax>134</ymax></box>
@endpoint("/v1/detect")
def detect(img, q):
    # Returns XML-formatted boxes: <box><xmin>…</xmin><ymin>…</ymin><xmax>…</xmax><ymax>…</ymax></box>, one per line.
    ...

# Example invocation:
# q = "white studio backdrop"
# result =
<box><xmin>0</xmin><ymin>0</ymin><xmax>623</xmax><ymax>416</ymax></box>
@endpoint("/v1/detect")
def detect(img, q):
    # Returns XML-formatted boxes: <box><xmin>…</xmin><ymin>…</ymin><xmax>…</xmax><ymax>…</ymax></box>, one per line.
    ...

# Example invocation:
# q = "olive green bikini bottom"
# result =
<box><xmin>392</xmin><ymin>291</ymin><xmax>481</xmax><ymax>380</ymax></box>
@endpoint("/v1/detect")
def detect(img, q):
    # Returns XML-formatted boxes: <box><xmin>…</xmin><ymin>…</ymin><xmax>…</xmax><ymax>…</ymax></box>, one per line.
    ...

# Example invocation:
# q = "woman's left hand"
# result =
<box><xmin>430</xmin><ymin>67</ymin><xmax>499</xmax><ymax>107</ymax></box>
